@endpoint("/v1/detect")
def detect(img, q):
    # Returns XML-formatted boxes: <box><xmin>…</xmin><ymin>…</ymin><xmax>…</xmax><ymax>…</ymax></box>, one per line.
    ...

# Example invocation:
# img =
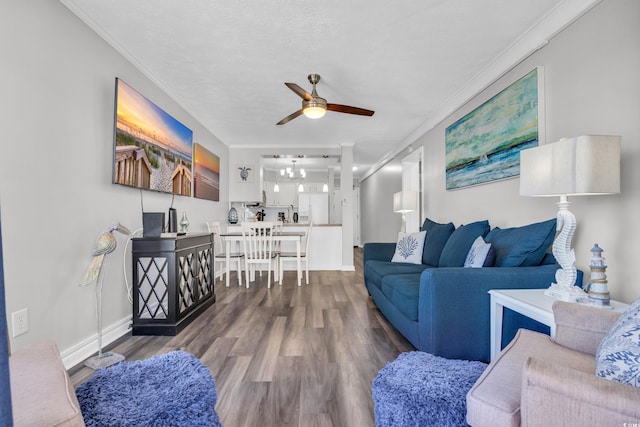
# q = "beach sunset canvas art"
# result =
<box><xmin>112</xmin><ymin>79</ymin><xmax>193</xmax><ymax>196</ymax></box>
<box><xmin>194</xmin><ymin>143</ymin><xmax>220</xmax><ymax>202</ymax></box>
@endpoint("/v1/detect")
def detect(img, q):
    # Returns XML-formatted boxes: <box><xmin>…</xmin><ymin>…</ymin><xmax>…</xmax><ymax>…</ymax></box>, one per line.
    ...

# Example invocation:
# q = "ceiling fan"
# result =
<box><xmin>276</xmin><ymin>74</ymin><xmax>375</xmax><ymax>125</ymax></box>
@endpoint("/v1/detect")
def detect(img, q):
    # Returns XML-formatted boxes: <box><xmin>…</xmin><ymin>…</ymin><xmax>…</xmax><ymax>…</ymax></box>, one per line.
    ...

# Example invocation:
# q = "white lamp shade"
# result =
<box><xmin>520</xmin><ymin>135</ymin><xmax>621</xmax><ymax>197</ymax></box>
<box><xmin>393</xmin><ymin>191</ymin><xmax>419</xmax><ymax>213</ymax></box>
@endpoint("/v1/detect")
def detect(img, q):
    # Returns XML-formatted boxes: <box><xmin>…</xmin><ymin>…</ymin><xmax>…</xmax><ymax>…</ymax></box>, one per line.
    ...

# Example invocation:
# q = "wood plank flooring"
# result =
<box><xmin>69</xmin><ymin>248</ymin><xmax>414</xmax><ymax>426</ymax></box>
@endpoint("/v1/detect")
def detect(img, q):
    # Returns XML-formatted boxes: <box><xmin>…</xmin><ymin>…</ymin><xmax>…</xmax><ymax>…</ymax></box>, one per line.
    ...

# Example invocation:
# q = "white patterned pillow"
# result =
<box><xmin>464</xmin><ymin>236</ymin><xmax>492</xmax><ymax>268</ymax></box>
<box><xmin>595</xmin><ymin>298</ymin><xmax>640</xmax><ymax>388</ymax></box>
<box><xmin>391</xmin><ymin>231</ymin><xmax>427</xmax><ymax>265</ymax></box>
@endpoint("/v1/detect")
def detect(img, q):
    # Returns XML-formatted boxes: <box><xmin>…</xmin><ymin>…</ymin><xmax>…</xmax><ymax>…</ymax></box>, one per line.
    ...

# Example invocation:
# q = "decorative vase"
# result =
<box><xmin>228</xmin><ymin>207</ymin><xmax>238</xmax><ymax>224</ymax></box>
<box><xmin>180</xmin><ymin>212</ymin><xmax>189</xmax><ymax>232</ymax></box>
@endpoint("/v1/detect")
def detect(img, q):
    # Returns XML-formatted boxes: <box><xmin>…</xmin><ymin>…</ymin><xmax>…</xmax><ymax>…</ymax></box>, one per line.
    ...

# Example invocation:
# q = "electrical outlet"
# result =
<box><xmin>11</xmin><ymin>308</ymin><xmax>29</xmax><ymax>337</ymax></box>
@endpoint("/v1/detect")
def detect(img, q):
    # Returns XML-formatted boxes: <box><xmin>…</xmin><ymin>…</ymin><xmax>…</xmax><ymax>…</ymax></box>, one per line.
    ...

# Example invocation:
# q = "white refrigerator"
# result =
<box><xmin>297</xmin><ymin>193</ymin><xmax>329</xmax><ymax>224</ymax></box>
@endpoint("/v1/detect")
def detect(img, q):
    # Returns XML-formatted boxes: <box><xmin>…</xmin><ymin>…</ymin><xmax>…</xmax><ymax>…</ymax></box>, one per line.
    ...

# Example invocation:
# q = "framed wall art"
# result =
<box><xmin>112</xmin><ymin>78</ymin><xmax>193</xmax><ymax>196</ymax></box>
<box><xmin>193</xmin><ymin>143</ymin><xmax>220</xmax><ymax>201</ymax></box>
<box><xmin>445</xmin><ymin>67</ymin><xmax>545</xmax><ymax>190</ymax></box>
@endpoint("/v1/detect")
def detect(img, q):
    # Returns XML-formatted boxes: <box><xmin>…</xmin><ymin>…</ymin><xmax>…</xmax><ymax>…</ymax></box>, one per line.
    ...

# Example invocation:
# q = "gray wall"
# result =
<box><xmin>0</xmin><ymin>0</ymin><xmax>230</xmax><ymax>354</ymax></box>
<box><xmin>361</xmin><ymin>0</ymin><xmax>640</xmax><ymax>302</ymax></box>
<box><xmin>360</xmin><ymin>157</ymin><xmax>403</xmax><ymax>244</ymax></box>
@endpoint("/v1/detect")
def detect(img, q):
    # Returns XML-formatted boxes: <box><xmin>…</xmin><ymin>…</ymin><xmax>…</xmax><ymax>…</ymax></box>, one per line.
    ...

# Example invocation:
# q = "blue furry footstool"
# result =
<box><xmin>372</xmin><ymin>351</ymin><xmax>486</xmax><ymax>427</ymax></box>
<box><xmin>76</xmin><ymin>350</ymin><xmax>222</xmax><ymax>427</ymax></box>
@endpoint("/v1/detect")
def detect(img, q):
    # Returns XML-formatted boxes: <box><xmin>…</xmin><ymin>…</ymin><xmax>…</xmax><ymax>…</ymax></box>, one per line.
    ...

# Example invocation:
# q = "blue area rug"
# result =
<box><xmin>372</xmin><ymin>351</ymin><xmax>486</xmax><ymax>427</ymax></box>
<box><xmin>76</xmin><ymin>350</ymin><xmax>222</xmax><ymax>427</ymax></box>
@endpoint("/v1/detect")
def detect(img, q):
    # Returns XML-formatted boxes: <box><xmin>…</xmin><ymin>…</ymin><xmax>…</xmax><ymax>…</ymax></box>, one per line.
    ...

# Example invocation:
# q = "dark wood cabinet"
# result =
<box><xmin>131</xmin><ymin>233</ymin><xmax>214</xmax><ymax>335</ymax></box>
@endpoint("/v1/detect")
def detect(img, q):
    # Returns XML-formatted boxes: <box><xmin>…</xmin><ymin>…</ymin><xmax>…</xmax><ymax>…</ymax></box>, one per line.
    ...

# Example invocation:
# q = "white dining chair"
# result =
<box><xmin>206</xmin><ymin>221</ymin><xmax>244</xmax><ymax>287</ymax></box>
<box><xmin>241</xmin><ymin>221</ymin><xmax>278</xmax><ymax>288</ymax></box>
<box><xmin>279</xmin><ymin>222</ymin><xmax>312</xmax><ymax>285</ymax></box>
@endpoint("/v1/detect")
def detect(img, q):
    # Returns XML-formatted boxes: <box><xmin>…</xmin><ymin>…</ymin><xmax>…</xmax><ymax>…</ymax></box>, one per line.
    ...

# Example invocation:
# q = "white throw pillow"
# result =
<box><xmin>464</xmin><ymin>236</ymin><xmax>492</xmax><ymax>268</ymax></box>
<box><xmin>391</xmin><ymin>231</ymin><xmax>427</xmax><ymax>264</ymax></box>
<box><xmin>595</xmin><ymin>298</ymin><xmax>640</xmax><ymax>388</ymax></box>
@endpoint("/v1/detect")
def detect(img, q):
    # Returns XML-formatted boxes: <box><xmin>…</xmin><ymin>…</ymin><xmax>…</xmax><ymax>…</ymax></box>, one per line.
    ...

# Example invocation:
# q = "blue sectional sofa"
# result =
<box><xmin>363</xmin><ymin>218</ymin><xmax>583</xmax><ymax>362</ymax></box>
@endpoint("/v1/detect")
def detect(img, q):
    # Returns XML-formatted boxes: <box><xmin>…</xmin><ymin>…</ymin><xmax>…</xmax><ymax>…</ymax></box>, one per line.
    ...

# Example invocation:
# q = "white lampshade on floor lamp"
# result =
<box><xmin>394</xmin><ymin>191</ymin><xmax>419</xmax><ymax>233</ymax></box>
<box><xmin>519</xmin><ymin>135</ymin><xmax>621</xmax><ymax>301</ymax></box>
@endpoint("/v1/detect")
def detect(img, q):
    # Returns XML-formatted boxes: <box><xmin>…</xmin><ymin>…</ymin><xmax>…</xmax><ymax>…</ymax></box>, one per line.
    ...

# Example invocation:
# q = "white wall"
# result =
<box><xmin>361</xmin><ymin>0</ymin><xmax>640</xmax><ymax>303</ymax></box>
<box><xmin>0</xmin><ymin>0</ymin><xmax>230</xmax><ymax>357</ymax></box>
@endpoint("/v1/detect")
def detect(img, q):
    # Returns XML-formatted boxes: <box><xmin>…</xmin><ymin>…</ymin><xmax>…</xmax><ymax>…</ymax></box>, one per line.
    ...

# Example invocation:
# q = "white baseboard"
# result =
<box><xmin>60</xmin><ymin>315</ymin><xmax>132</xmax><ymax>370</ymax></box>
<box><xmin>341</xmin><ymin>265</ymin><xmax>356</xmax><ymax>271</ymax></box>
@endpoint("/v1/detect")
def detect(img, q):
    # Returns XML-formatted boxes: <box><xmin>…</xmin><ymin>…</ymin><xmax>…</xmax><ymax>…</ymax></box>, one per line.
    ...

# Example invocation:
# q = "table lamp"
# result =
<box><xmin>519</xmin><ymin>135</ymin><xmax>621</xmax><ymax>301</ymax></box>
<box><xmin>393</xmin><ymin>191</ymin><xmax>419</xmax><ymax>233</ymax></box>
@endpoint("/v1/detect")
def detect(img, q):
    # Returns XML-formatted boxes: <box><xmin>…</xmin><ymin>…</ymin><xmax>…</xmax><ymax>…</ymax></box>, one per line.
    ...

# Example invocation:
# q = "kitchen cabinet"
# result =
<box><xmin>265</xmin><ymin>181</ymin><xmax>297</xmax><ymax>206</ymax></box>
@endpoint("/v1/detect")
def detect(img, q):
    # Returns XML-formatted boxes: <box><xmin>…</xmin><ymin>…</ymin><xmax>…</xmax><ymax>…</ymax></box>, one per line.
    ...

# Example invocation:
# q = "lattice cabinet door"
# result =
<box><xmin>131</xmin><ymin>233</ymin><xmax>214</xmax><ymax>335</ymax></box>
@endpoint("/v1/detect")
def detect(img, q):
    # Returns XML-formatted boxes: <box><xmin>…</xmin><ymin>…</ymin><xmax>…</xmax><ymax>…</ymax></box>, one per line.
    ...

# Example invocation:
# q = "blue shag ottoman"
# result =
<box><xmin>373</xmin><ymin>351</ymin><xmax>486</xmax><ymax>427</ymax></box>
<box><xmin>76</xmin><ymin>350</ymin><xmax>222</xmax><ymax>427</ymax></box>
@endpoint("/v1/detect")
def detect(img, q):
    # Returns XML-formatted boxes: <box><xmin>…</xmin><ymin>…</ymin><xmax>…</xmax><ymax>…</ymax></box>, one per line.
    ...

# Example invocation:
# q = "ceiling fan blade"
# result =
<box><xmin>327</xmin><ymin>104</ymin><xmax>375</xmax><ymax>116</ymax></box>
<box><xmin>285</xmin><ymin>83</ymin><xmax>312</xmax><ymax>101</ymax></box>
<box><xmin>276</xmin><ymin>109</ymin><xmax>304</xmax><ymax>125</ymax></box>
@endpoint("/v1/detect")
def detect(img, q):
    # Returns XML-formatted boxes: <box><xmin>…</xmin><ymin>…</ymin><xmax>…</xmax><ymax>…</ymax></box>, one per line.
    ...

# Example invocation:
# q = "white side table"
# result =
<box><xmin>488</xmin><ymin>289</ymin><xmax>629</xmax><ymax>361</ymax></box>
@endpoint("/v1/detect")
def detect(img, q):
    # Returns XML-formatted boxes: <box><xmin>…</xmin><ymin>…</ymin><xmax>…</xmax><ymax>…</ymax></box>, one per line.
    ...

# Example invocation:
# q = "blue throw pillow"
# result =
<box><xmin>420</xmin><ymin>218</ymin><xmax>455</xmax><ymax>266</ymax></box>
<box><xmin>438</xmin><ymin>220</ymin><xmax>490</xmax><ymax>267</ymax></box>
<box><xmin>596</xmin><ymin>298</ymin><xmax>640</xmax><ymax>388</ymax></box>
<box><xmin>484</xmin><ymin>219</ymin><xmax>556</xmax><ymax>267</ymax></box>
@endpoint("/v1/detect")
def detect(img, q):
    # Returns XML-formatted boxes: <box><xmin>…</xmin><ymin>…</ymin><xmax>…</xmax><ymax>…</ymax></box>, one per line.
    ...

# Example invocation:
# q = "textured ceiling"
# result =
<box><xmin>60</xmin><ymin>0</ymin><xmax>596</xmax><ymax>178</ymax></box>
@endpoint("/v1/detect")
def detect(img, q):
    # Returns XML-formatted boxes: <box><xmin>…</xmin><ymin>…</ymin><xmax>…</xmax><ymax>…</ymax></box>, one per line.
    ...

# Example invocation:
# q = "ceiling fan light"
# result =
<box><xmin>303</xmin><ymin>105</ymin><xmax>326</xmax><ymax>119</ymax></box>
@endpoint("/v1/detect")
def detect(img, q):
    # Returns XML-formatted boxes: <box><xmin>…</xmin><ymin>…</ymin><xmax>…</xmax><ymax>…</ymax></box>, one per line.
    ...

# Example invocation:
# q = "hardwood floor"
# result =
<box><xmin>69</xmin><ymin>248</ymin><xmax>414</xmax><ymax>426</ymax></box>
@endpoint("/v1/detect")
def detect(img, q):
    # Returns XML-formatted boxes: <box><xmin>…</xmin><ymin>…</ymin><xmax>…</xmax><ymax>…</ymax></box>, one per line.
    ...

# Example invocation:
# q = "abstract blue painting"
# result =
<box><xmin>445</xmin><ymin>68</ymin><xmax>542</xmax><ymax>190</ymax></box>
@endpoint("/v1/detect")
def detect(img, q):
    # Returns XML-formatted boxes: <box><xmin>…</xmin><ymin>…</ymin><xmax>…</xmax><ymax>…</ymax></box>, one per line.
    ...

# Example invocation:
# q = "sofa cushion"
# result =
<box><xmin>464</xmin><ymin>236</ymin><xmax>494</xmax><ymax>268</ymax></box>
<box><xmin>484</xmin><ymin>219</ymin><xmax>556</xmax><ymax>267</ymax></box>
<box><xmin>439</xmin><ymin>220</ymin><xmax>490</xmax><ymax>267</ymax></box>
<box><xmin>380</xmin><ymin>274</ymin><xmax>421</xmax><ymax>321</ymax></box>
<box><xmin>364</xmin><ymin>260</ymin><xmax>431</xmax><ymax>291</ymax></box>
<box><xmin>421</xmin><ymin>218</ymin><xmax>455</xmax><ymax>266</ymax></box>
<box><xmin>391</xmin><ymin>231</ymin><xmax>426</xmax><ymax>264</ymax></box>
<box><xmin>466</xmin><ymin>329</ymin><xmax>594</xmax><ymax>427</ymax></box>
<box><xmin>596</xmin><ymin>298</ymin><xmax>640</xmax><ymax>388</ymax></box>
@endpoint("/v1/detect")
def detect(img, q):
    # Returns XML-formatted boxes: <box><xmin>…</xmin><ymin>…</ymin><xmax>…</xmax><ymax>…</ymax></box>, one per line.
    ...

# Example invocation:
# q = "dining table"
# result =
<box><xmin>219</xmin><ymin>231</ymin><xmax>306</xmax><ymax>287</ymax></box>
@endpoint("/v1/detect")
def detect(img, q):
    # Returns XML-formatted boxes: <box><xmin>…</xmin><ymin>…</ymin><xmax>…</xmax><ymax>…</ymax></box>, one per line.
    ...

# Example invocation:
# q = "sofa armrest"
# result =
<box><xmin>521</xmin><ymin>357</ymin><xmax>640</xmax><ymax>426</ymax></box>
<box><xmin>363</xmin><ymin>242</ymin><xmax>396</xmax><ymax>264</ymax></box>
<box><xmin>418</xmin><ymin>264</ymin><xmax>570</xmax><ymax>362</ymax></box>
<box><xmin>10</xmin><ymin>340</ymin><xmax>85</xmax><ymax>426</ymax></box>
<box><xmin>552</xmin><ymin>301</ymin><xmax>622</xmax><ymax>356</ymax></box>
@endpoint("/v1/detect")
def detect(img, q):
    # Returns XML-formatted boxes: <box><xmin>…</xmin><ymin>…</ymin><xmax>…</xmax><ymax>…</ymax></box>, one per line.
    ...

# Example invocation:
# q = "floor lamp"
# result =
<box><xmin>519</xmin><ymin>135</ymin><xmax>621</xmax><ymax>302</ymax></box>
<box><xmin>393</xmin><ymin>191</ymin><xmax>419</xmax><ymax>233</ymax></box>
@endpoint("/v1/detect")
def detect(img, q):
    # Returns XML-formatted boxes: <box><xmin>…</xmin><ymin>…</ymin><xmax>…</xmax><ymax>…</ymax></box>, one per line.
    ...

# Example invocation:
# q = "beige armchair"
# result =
<box><xmin>467</xmin><ymin>301</ymin><xmax>640</xmax><ymax>426</ymax></box>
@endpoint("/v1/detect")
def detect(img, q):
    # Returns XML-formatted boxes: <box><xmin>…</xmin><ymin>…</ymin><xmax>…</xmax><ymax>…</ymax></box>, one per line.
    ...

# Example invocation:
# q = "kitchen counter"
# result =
<box><xmin>225</xmin><ymin>223</ymin><xmax>342</xmax><ymax>270</ymax></box>
<box><xmin>281</xmin><ymin>223</ymin><xmax>341</xmax><ymax>227</ymax></box>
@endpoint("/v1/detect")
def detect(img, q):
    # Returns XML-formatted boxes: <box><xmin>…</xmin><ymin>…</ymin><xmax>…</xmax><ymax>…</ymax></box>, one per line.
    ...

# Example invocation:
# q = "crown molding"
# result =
<box><xmin>361</xmin><ymin>0</ymin><xmax>602</xmax><ymax>181</ymax></box>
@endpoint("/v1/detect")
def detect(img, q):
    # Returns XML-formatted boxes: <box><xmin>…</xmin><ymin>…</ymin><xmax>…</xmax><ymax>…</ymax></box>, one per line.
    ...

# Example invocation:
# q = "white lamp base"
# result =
<box><xmin>544</xmin><ymin>283</ymin><xmax>587</xmax><ymax>302</ymax></box>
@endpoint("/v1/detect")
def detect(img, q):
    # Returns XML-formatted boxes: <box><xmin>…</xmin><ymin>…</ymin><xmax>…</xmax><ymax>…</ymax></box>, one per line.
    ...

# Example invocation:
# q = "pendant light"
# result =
<box><xmin>274</xmin><ymin>156</ymin><xmax>280</xmax><ymax>192</ymax></box>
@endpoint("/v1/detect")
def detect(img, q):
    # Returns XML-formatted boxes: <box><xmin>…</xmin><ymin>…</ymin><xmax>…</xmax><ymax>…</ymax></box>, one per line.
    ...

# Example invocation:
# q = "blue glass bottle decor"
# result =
<box><xmin>228</xmin><ymin>207</ymin><xmax>238</xmax><ymax>224</ymax></box>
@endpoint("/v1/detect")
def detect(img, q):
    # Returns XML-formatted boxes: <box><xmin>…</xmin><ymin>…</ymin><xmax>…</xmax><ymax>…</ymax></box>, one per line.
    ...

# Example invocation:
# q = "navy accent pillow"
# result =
<box><xmin>484</xmin><ymin>218</ymin><xmax>557</xmax><ymax>267</ymax></box>
<box><xmin>420</xmin><ymin>218</ymin><xmax>455</xmax><ymax>266</ymax></box>
<box><xmin>438</xmin><ymin>220</ymin><xmax>490</xmax><ymax>267</ymax></box>
<box><xmin>483</xmin><ymin>245</ymin><xmax>496</xmax><ymax>267</ymax></box>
